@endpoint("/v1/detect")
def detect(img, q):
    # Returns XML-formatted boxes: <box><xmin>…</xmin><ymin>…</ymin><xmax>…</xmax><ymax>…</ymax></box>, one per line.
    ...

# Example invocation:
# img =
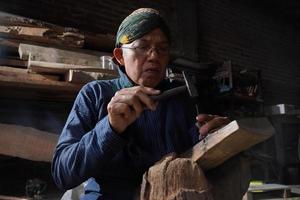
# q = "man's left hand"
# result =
<box><xmin>196</xmin><ymin>114</ymin><xmax>230</xmax><ymax>137</ymax></box>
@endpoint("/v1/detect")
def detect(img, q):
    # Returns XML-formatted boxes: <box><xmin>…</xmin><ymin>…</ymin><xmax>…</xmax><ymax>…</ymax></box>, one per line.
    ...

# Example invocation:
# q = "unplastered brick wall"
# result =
<box><xmin>196</xmin><ymin>0</ymin><xmax>300</xmax><ymax>105</ymax></box>
<box><xmin>0</xmin><ymin>0</ymin><xmax>174</xmax><ymax>34</ymax></box>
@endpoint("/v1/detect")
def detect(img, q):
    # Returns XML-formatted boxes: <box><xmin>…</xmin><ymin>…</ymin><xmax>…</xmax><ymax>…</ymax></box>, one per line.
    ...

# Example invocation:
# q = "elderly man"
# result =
<box><xmin>52</xmin><ymin>8</ymin><xmax>238</xmax><ymax>200</ymax></box>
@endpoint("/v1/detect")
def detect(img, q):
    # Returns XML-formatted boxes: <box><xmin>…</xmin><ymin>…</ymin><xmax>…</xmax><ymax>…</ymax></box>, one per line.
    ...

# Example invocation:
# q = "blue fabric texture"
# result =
<box><xmin>51</xmin><ymin>68</ymin><xmax>200</xmax><ymax>200</ymax></box>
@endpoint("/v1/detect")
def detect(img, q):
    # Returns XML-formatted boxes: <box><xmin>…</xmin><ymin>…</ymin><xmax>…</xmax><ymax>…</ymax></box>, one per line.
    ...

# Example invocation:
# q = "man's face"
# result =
<box><xmin>116</xmin><ymin>28</ymin><xmax>170</xmax><ymax>88</ymax></box>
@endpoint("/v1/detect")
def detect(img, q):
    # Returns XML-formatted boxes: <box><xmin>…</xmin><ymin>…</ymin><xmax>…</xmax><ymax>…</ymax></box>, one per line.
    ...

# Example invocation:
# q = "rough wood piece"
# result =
<box><xmin>0</xmin><ymin>123</ymin><xmax>59</xmax><ymax>162</ymax></box>
<box><xmin>66</xmin><ymin>69</ymin><xmax>119</xmax><ymax>83</ymax></box>
<box><xmin>183</xmin><ymin>117</ymin><xmax>274</xmax><ymax>171</ymax></box>
<box><xmin>19</xmin><ymin>43</ymin><xmax>111</xmax><ymax>67</ymax></box>
<box><xmin>140</xmin><ymin>154</ymin><xmax>213</xmax><ymax>200</ymax></box>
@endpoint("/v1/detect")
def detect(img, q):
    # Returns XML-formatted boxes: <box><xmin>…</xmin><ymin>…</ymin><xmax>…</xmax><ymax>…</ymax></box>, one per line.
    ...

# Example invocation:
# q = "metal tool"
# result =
<box><xmin>150</xmin><ymin>71</ymin><xmax>199</xmax><ymax>101</ymax></box>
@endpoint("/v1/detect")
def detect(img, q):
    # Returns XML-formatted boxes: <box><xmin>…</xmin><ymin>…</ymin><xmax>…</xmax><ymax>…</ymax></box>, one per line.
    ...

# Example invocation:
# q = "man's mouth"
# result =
<box><xmin>144</xmin><ymin>68</ymin><xmax>160</xmax><ymax>74</ymax></box>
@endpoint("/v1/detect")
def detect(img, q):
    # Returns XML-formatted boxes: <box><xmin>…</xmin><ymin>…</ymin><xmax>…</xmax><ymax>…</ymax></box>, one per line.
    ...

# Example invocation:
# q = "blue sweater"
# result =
<box><xmin>51</xmin><ymin>69</ymin><xmax>200</xmax><ymax>199</ymax></box>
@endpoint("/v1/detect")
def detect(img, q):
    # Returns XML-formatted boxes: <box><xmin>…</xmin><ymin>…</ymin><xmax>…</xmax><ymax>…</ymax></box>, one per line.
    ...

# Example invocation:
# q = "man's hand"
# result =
<box><xmin>107</xmin><ymin>86</ymin><xmax>160</xmax><ymax>134</ymax></box>
<box><xmin>196</xmin><ymin>114</ymin><xmax>230</xmax><ymax>137</ymax></box>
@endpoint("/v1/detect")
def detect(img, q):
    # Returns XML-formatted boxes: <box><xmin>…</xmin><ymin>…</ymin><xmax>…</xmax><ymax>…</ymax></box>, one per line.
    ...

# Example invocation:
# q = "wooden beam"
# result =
<box><xmin>0</xmin><ymin>66</ymin><xmax>82</xmax><ymax>92</ymax></box>
<box><xmin>0</xmin><ymin>195</ymin><xmax>29</xmax><ymax>200</ymax></box>
<box><xmin>0</xmin><ymin>25</ymin><xmax>49</xmax><ymax>37</ymax></box>
<box><xmin>28</xmin><ymin>60</ymin><xmax>118</xmax><ymax>75</ymax></box>
<box><xmin>182</xmin><ymin>117</ymin><xmax>275</xmax><ymax>171</ymax></box>
<box><xmin>0</xmin><ymin>123</ymin><xmax>59</xmax><ymax>162</ymax></box>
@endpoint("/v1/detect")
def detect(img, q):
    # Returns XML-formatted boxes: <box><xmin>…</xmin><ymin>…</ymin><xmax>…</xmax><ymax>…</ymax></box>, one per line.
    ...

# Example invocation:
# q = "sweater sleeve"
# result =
<box><xmin>51</xmin><ymin>82</ymin><xmax>127</xmax><ymax>190</ymax></box>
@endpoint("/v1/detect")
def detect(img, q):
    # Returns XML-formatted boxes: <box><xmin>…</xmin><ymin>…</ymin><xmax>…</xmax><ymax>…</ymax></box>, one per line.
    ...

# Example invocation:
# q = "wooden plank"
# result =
<box><xmin>248</xmin><ymin>184</ymin><xmax>293</xmax><ymax>192</ymax></box>
<box><xmin>0</xmin><ymin>123</ymin><xmax>59</xmax><ymax>162</ymax></box>
<box><xmin>0</xmin><ymin>25</ymin><xmax>49</xmax><ymax>37</ymax></box>
<box><xmin>19</xmin><ymin>43</ymin><xmax>111</xmax><ymax>67</ymax></box>
<box><xmin>66</xmin><ymin>69</ymin><xmax>119</xmax><ymax>83</ymax></box>
<box><xmin>28</xmin><ymin>60</ymin><xmax>118</xmax><ymax>75</ymax></box>
<box><xmin>0</xmin><ymin>66</ymin><xmax>82</xmax><ymax>92</ymax></box>
<box><xmin>183</xmin><ymin>117</ymin><xmax>275</xmax><ymax>171</ymax></box>
<box><xmin>0</xmin><ymin>195</ymin><xmax>29</xmax><ymax>200</ymax></box>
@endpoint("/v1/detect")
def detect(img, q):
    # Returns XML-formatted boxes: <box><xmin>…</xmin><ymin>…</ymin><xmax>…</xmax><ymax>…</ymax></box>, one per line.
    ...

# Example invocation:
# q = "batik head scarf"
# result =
<box><xmin>115</xmin><ymin>8</ymin><xmax>171</xmax><ymax>47</ymax></box>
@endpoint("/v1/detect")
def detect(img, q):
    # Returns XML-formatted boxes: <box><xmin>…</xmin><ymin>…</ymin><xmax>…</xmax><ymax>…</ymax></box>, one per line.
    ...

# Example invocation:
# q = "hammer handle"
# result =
<box><xmin>150</xmin><ymin>85</ymin><xmax>187</xmax><ymax>101</ymax></box>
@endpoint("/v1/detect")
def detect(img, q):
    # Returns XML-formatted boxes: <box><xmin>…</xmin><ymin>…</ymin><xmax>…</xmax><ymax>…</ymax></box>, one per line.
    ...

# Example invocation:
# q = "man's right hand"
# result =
<box><xmin>107</xmin><ymin>86</ymin><xmax>160</xmax><ymax>134</ymax></box>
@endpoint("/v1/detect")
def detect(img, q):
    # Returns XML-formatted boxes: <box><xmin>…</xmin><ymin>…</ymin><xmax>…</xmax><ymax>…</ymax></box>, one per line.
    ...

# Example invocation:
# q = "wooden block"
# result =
<box><xmin>0</xmin><ymin>123</ymin><xmax>59</xmax><ymax>162</ymax></box>
<box><xmin>183</xmin><ymin>117</ymin><xmax>275</xmax><ymax>171</ymax></box>
<box><xmin>19</xmin><ymin>43</ymin><xmax>111</xmax><ymax>67</ymax></box>
<box><xmin>66</xmin><ymin>69</ymin><xmax>119</xmax><ymax>83</ymax></box>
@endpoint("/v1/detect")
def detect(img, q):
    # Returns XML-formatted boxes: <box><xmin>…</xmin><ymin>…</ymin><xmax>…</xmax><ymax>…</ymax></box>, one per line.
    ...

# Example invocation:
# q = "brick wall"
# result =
<box><xmin>196</xmin><ymin>0</ymin><xmax>300</xmax><ymax>105</ymax></box>
<box><xmin>0</xmin><ymin>0</ymin><xmax>174</xmax><ymax>34</ymax></box>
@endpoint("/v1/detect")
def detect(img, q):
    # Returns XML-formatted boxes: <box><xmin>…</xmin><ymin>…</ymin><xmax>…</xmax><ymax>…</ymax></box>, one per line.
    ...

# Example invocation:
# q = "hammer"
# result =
<box><xmin>151</xmin><ymin>71</ymin><xmax>199</xmax><ymax>108</ymax></box>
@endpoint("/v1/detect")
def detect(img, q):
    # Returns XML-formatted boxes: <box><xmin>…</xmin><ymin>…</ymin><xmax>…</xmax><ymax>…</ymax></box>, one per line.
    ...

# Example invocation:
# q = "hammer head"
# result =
<box><xmin>182</xmin><ymin>71</ymin><xmax>198</xmax><ymax>99</ymax></box>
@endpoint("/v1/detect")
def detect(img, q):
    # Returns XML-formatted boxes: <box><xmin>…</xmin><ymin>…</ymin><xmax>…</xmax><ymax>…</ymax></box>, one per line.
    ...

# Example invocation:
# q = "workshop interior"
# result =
<box><xmin>0</xmin><ymin>0</ymin><xmax>299</xmax><ymax>199</ymax></box>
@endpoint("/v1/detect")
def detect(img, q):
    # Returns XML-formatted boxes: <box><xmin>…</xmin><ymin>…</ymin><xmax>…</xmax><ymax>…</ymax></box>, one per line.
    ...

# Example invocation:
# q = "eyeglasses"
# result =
<box><xmin>121</xmin><ymin>45</ymin><xmax>170</xmax><ymax>56</ymax></box>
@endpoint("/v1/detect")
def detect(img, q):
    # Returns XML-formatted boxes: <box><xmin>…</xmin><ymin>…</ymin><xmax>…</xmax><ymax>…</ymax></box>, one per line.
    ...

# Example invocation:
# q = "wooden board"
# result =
<box><xmin>66</xmin><ymin>69</ymin><xmax>119</xmax><ymax>83</ymax></box>
<box><xmin>28</xmin><ymin>60</ymin><xmax>118</xmax><ymax>75</ymax></box>
<box><xmin>0</xmin><ymin>66</ymin><xmax>82</xmax><ymax>92</ymax></box>
<box><xmin>19</xmin><ymin>43</ymin><xmax>112</xmax><ymax>67</ymax></box>
<box><xmin>0</xmin><ymin>195</ymin><xmax>29</xmax><ymax>200</ymax></box>
<box><xmin>0</xmin><ymin>123</ymin><xmax>59</xmax><ymax>162</ymax></box>
<box><xmin>183</xmin><ymin>117</ymin><xmax>275</xmax><ymax>170</ymax></box>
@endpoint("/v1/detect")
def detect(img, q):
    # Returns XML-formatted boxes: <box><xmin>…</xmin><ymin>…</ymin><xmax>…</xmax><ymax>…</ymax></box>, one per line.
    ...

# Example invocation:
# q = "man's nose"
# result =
<box><xmin>147</xmin><ymin>47</ymin><xmax>160</xmax><ymax>57</ymax></box>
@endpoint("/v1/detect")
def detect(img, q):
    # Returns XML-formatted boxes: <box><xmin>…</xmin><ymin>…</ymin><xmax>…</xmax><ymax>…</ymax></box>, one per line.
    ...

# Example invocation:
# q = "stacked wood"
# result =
<box><xmin>0</xmin><ymin>66</ymin><xmax>81</xmax><ymax>91</ymax></box>
<box><xmin>0</xmin><ymin>12</ymin><xmax>115</xmax><ymax>50</ymax></box>
<box><xmin>21</xmin><ymin>44</ymin><xmax>119</xmax><ymax>82</ymax></box>
<box><xmin>0</xmin><ymin>13</ymin><xmax>119</xmax><ymax>101</ymax></box>
<box><xmin>19</xmin><ymin>43</ymin><xmax>109</xmax><ymax>67</ymax></box>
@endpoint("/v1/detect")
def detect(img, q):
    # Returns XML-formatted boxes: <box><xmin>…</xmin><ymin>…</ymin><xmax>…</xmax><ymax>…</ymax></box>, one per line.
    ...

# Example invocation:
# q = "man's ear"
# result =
<box><xmin>113</xmin><ymin>48</ymin><xmax>124</xmax><ymax>65</ymax></box>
